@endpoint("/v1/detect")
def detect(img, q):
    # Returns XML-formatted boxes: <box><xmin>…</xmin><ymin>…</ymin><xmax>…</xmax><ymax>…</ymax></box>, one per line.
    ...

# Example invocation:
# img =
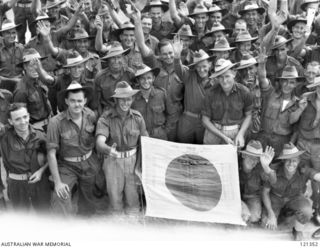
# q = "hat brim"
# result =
<box><xmin>287</xmin><ymin>19</ymin><xmax>307</xmax><ymax>32</ymax></box>
<box><xmin>0</xmin><ymin>23</ymin><xmax>21</xmax><ymax>33</ymax></box>
<box><xmin>301</xmin><ymin>0</ymin><xmax>319</xmax><ymax>11</ymax></box>
<box><xmin>101</xmin><ymin>48</ymin><xmax>131</xmax><ymax>60</ymax></box>
<box><xmin>239</xmin><ymin>150</ymin><xmax>262</xmax><ymax>157</ymax></box>
<box><xmin>16</xmin><ymin>56</ymin><xmax>48</xmax><ymax>67</ymax></box>
<box><xmin>30</xmin><ymin>16</ymin><xmax>56</xmax><ymax>26</ymax></box>
<box><xmin>210</xmin><ymin>47</ymin><xmax>235</xmax><ymax>52</ymax></box>
<box><xmin>237</xmin><ymin>61</ymin><xmax>258</xmax><ymax>70</ymax></box>
<box><xmin>207</xmin><ymin>8</ymin><xmax>228</xmax><ymax>16</ymax></box>
<box><xmin>271</xmin><ymin>38</ymin><xmax>293</xmax><ymax>50</ymax></box>
<box><xmin>135</xmin><ymin>67</ymin><xmax>160</xmax><ymax>79</ymax></box>
<box><xmin>45</xmin><ymin>0</ymin><xmax>66</xmax><ymax>9</ymax></box>
<box><xmin>62</xmin><ymin>56</ymin><xmax>90</xmax><ymax>68</ymax></box>
<box><xmin>204</xmin><ymin>28</ymin><xmax>233</xmax><ymax>38</ymax></box>
<box><xmin>234</xmin><ymin>36</ymin><xmax>259</xmax><ymax>43</ymax></box>
<box><xmin>210</xmin><ymin>62</ymin><xmax>237</xmax><ymax>78</ymax></box>
<box><xmin>188</xmin><ymin>55</ymin><xmax>216</xmax><ymax>68</ymax></box>
<box><xmin>277</xmin><ymin>150</ymin><xmax>305</xmax><ymax>160</ymax></box>
<box><xmin>112</xmin><ymin>27</ymin><xmax>135</xmax><ymax>38</ymax></box>
<box><xmin>142</xmin><ymin>4</ymin><xmax>169</xmax><ymax>13</ymax></box>
<box><xmin>58</xmin><ymin>85</ymin><xmax>93</xmax><ymax>104</ymax></box>
<box><xmin>67</xmin><ymin>35</ymin><xmax>95</xmax><ymax>41</ymax></box>
<box><xmin>239</xmin><ymin>7</ymin><xmax>265</xmax><ymax>16</ymax></box>
<box><xmin>112</xmin><ymin>89</ymin><xmax>140</xmax><ymax>98</ymax></box>
<box><xmin>188</xmin><ymin>10</ymin><xmax>209</xmax><ymax>17</ymax></box>
<box><xmin>212</xmin><ymin>0</ymin><xmax>233</xmax><ymax>3</ymax></box>
<box><xmin>277</xmin><ymin>76</ymin><xmax>305</xmax><ymax>81</ymax></box>
<box><xmin>171</xmin><ymin>32</ymin><xmax>195</xmax><ymax>38</ymax></box>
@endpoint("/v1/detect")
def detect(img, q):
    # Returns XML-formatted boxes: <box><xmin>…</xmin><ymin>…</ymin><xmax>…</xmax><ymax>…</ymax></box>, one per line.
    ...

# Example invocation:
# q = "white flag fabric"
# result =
<box><xmin>141</xmin><ymin>137</ymin><xmax>245</xmax><ymax>226</ymax></box>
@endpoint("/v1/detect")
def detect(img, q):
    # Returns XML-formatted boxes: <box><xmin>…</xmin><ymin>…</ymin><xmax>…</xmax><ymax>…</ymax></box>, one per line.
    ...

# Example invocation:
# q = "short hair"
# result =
<box><xmin>158</xmin><ymin>39</ymin><xmax>172</xmax><ymax>53</ymax></box>
<box><xmin>66</xmin><ymin>89</ymin><xmax>86</xmax><ymax>99</ymax></box>
<box><xmin>306</xmin><ymin>61</ymin><xmax>320</xmax><ymax>71</ymax></box>
<box><xmin>141</xmin><ymin>13</ymin><xmax>152</xmax><ymax>21</ymax></box>
<box><xmin>7</xmin><ymin>102</ymin><xmax>28</xmax><ymax>119</ymax></box>
<box><xmin>235</xmin><ymin>19</ymin><xmax>247</xmax><ymax>26</ymax></box>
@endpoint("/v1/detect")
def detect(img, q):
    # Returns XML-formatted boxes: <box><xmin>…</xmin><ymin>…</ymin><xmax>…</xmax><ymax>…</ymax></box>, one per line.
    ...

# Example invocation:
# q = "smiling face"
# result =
<box><xmin>284</xmin><ymin>157</ymin><xmax>300</xmax><ymax>175</ymax></box>
<box><xmin>194</xmin><ymin>13</ymin><xmax>208</xmax><ymax>30</ymax></box>
<box><xmin>138</xmin><ymin>71</ymin><xmax>155</xmax><ymax>90</ymax></box>
<box><xmin>280</xmin><ymin>78</ymin><xmax>297</xmax><ymax>95</ymax></box>
<box><xmin>238</xmin><ymin>41</ymin><xmax>252</xmax><ymax>54</ymax></box>
<box><xmin>74</xmin><ymin>39</ymin><xmax>89</xmax><ymax>54</ymax></box>
<box><xmin>116</xmin><ymin>96</ymin><xmax>133</xmax><ymax>113</ymax></box>
<box><xmin>274</xmin><ymin>44</ymin><xmax>288</xmax><ymax>61</ymax></box>
<box><xmin>242</xmin><ymin>153</ymin><xmax>259</xmax><ymax>171</ymax></box>
<box><xmin>108</xmin><ymin>55</ymin><xmax>123</xmax><ymax>72</ymax></box>
<box><xmin>159</xmin><ymin>43</ymin><xmax>174</xmax><ymax>65</ymax></box>
<box><xmin>195</xmin><ymin>60</ymin><xmax>211</xmax><ymax>79</ymax></box>
<box><xmin>8</xmin><ymin>107</ymin><xmax>29</xmax><ymax>133</ymax></box>
<box><xmin>217</xmin><ymin>69</ymin><xmax>236</xmax><ymax>92</ymax></box>
<box><xmin>69</xmin><ymin>63</ymin><xmax>85</xmax><ymax>80</ymax></box>
<box><xmin>65</xmin><ymin>90</ymin><xmax>87</xmax><ymax>115</ymax></box>
<box><xmin>23</xmin><ymin>60</ymin><xmax>39</xmax><ymax>79</ymax></box>
<box><xmin>141</xmin><ymin>16</ymin><xmax>153</xmax><ymax>35</ymax></box>
<box><xmin>243</xmin><ymin>10</ymin><xmax>259</xmax><ymax>26</ymax></box>
<box><xmin>150</xmin><ymin>7</ymin><xmax>163</xmax><ymax>24</ymax></box>
<box><xmin>291</xmin><ymin>22</ymin><xmax>306</xmax><ymax>39</ymax></box>
<box><xmin>2</xmin><ymin>29</ymin><xmax>17</xmax><ymax>45</ymax></box>
<box><xmin>120</xmin><ymin>29</ymin><xmax>135</xmax><ymax>49</ymax></box>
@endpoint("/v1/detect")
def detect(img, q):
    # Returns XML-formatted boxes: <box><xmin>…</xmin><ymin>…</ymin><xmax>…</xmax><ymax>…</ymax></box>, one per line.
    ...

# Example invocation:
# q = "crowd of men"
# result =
<box><xmin>1</xmin><ymin>0</ymin><xmax>320</xmax><ymax>241</ymax></box>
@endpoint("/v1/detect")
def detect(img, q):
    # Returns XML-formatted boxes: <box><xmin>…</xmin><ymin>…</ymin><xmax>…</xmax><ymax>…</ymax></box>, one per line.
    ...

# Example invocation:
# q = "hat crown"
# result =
<box><xmin>280</xmin><ymin>66</ymin><xmax>299</xmax><ymax>78</ymax></box>
<box><xmin>239</xmin><ymin>54</ymin><xmax>257</xmax><ymax>67</ymax></box>
<box><xmin>65</xmin><ymin>51</ymin><xmax>85</xmax><ymax>65</ymax></box>
<box><xmin>243</xmin><ymin>2</ymin><xmax>260</xmax><ymax>10</ymax></box>
<box><xmin>214</xmin><ymin>38</ymin><xmax>230</xmax><ymax>48</ymax></box>
<box><xmin>209</xmin><ymin>23</ymin><xmax>227</xmax><ymax>32</ymax></box>
<box><xmin>70</xmin><ymin>28</ymin><xmax>89</xmax><ymax>39</ymax></box>
<box><xmin>279</xmin><ymin>143</ymin><xmax>301</xmax><ymax>158</ymax></box>
<box><xmin>236</xmin><ymin>31</ymin><xmax>253</xmax><ymax>41</ymax></box>
<box><xmin>215</xmin><ymin>58</ymin><xmax>233</xmax><ymax>70</ymax></box>
<box><xmin>22</xmin><ymin>48</ymin><xmax>41</xmax><ymax>62</ymax></box>
<box><xmin>149</xmin><ymin>0</ymin><xmax>165</xmax><ymax>5</ymax></box>
<box><xmin>192</xmin><ymin>4</ymin><xmax>208</xmax><ymax>14</ymax></box>
<box><xmin>209</xmin><ymin>4</ymin><xmax>222</xmax><ymax>11</ymax></box>
<box><xmin>135</xmin><ymin>64</ymin><xmax>153</xmax><ymax>76</ymax></box>
<box><xmin>108</xmin><ymin>41</ymin><xmax>126</xmax><ymax>54</ymax></box>
<box><xmin>1</xmin><ymin>19</ymin><xmax>17</xmax><ymax>30</ymax></box>
<box><xmin>193</xmin><ymin>49</ymin><xmax>209</xmax><ymax>62</ymax></box>
<box><xmin>244</xmin><ymin>140</ymin><xmax>263</xmax><ymax>155</ymax></box>
<box><xmin>66</xmin><ymin>81</ymin><xmax>83</xmax><ymax>91</ymax></box>
<box><xmin>120</xmin><ymin>21</ymin><xmax>135</xmax><ymax>29</ymax></box>
<box><xmin>274</xmin><ymin>35</ymin><xmax>287</xmax><ymax>45</ymax></box>
<box><xmin>98</xmin><ymin>4</ymin><xmax>110</xmax><ymax>15</ymax></box>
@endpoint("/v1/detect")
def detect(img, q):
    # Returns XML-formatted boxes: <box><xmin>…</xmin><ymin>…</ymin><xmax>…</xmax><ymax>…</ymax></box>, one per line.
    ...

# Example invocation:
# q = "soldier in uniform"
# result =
<box><xmin>0</xmin><ymin>103</ymin><xmax>51</xmax><ymax>211</ymax></box>
<box><xmin>47</xmin><ymin>81</ymin><xmax>100</xmax><ymax>215</ymax></box>
<box><xmin>132</xmin><ymin>64</ymin><xmax>169</xmax><ymax>140</ymax></box>
<box><xmin>13</xmin><ymin>48</ymin><xmax>54</xmax><ymax>131</ymax></box>
<box><xmin>96</xmin><ymin>81</ymin><xmax>148</xmax><ymax>215</ymax></box>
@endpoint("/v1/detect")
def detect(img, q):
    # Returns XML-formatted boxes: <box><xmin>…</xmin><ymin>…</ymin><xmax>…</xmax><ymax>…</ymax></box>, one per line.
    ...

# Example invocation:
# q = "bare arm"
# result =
<box><xmin>94</xmin><ymin>15</ymin><xmax>109</xmax><ymax>52</ymax></box>
<box><xmin>34</xmin><ymin>58</ymin><xmax>55</xmax><ymax>86</ymax></box>
<box><xmin>37</xmin><ymin>21</ymin><xmax>59</xmax><ymax>56</ymax></box>
<box><xmin>131</xmin><ymin>8</ymin><xmax>152</xmax><ymax>57</ymax></box>
<box><xmin>57</xmin><ymin>1</ymin><xmax>84</xmax><ymax>35</ymax></box>
<box><xmin>257</xmin><ymin>47</ymin><xmax>270</xmax><ymax>90</ymax></box>
<box><xmin>262</xmin><ymin>186</ymin><xmax>277</xmax><ymax>230</ymax></box>
<box><xmin>173</xmin><ymin>34</ymin><xmax>189</xmax><ymax>81</ymax></box>
<box><xmin>289</xmin><ymin>98</ymin><xmax>307</xmax><ymax>124</ymax></box>
<box><xmin>169</xmin><ymin>0</ymin><xmax>182</xmax><ymax>26</ymax></box>
<box><xmin>96</xmin><ymin>135</ymin><xmax>118</xmax><ymax>157</ymax></box>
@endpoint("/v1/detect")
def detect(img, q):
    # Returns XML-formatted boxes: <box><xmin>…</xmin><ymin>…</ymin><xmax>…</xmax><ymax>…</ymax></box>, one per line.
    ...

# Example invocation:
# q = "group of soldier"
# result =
<box><xmin>0</xmin><ymin>0</ymin><xmax>320</xmax><ymax>241</ymax></box>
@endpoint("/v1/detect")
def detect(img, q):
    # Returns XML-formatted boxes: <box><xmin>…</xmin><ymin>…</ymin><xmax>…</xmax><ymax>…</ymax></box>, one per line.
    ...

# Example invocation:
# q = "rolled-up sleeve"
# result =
<box><xmin>46</xmin><ymin>117</ymin><xmax>60</xmax><ymax>151</ymax></box>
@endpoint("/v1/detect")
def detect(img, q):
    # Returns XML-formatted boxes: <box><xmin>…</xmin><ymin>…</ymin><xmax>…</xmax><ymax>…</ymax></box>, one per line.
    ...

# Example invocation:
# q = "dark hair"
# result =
<box><xmin>66</xmin><ymin>89</ymin><xmax>87</xmax><ymax>99</ymax></box>
<box><xmin>158</xmin><ymin>39</ymin><xmax>173</xmax><ymax>53</ymax></box>
<box><xmin>7</xmin><ymin>102</ymin><xmax>28</xmax><ymax>119</ymax></box>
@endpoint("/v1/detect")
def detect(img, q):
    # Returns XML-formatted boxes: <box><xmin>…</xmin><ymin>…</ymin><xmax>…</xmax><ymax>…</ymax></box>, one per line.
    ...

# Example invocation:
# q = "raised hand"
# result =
<box><xmin>257</xmin><ymin>46</ymin><xmax>268</xmax><ymax>64</ymax></box>
<box><xmin>37</xmin><ymin>20</ymin><xmax>51</xmax><ymax>38</ymax></box>
<box><xmin>172</xmin><ymin>34</ymin><xmax>183</xmax><ymax>58</ymax></box>
<box><xmin>260</xmin><ymin>146</ymin><xmax>275</xmax><ymax>171</ymax></box>
<box><xmin>178</xmin><ymin>2</ymin><xmax>189</xmax><ymax>16</ymax></box>
<box><xmin>94</xmin><ymin>15</ymin><xmax>103</xmax><ymax>30</ymax></box>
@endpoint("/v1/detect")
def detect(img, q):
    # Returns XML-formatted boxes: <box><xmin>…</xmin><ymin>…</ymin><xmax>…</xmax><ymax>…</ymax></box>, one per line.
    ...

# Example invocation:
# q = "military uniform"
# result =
<box><xmin>96</xmin><ymin>108</ymin><xmax>148</xmax><ymax>214</ymax></box>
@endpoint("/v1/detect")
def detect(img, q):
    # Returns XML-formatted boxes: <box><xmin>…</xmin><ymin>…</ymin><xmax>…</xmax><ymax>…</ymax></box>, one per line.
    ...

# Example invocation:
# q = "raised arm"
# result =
<box><xmin>131</xmin><ymin>8</ymin><xmax>152</xmax><ymax>57</ymax></box>
<box><xmin>173</xmin><ymin>34</ymin><xmax>189</xmax><ymax>81</ymax></box>
<box><xmin>169</xmin><ymin>0</ymin><xmax>183</xmax><ymax>26</ymax></box>
<box><xmin>37</xmin><ymin>20</ymin><xmax>59</xmax><ymax>56</ymax></box>
<box><xmin>257</xmin><ymin>47</ymin><xmax>270</xmax><ymax>90</ymax></box>
<box><xmin>94</xmin><ymin>15</ymin><xmax>109</xmax><ymax>53</ymax></box>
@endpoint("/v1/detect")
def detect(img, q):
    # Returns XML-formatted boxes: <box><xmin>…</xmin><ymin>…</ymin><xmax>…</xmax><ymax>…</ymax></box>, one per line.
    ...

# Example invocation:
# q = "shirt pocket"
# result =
<box><xmin>126</xmin><ymin>129</ymin><xmax>140</xmax><ymax>148</ymax></box>
<box><xmin>264</xmin><ymin>101</ymin><xmax>280</xmax><ymax>120</ymax></box>
<box><xmin>82</xmin><ymin>124</ymin><xmax>95</xmax><ymax>147</ymax></box>
<box><xmin>229</xmin><ymin>101</ymin><xmax>244</xmax><ymax>121</ymax></box>
<box><xmin>210</xmin><ymin>100</ymin><xmax>224</xmax><ymax>121</ymax></box>
<box><xmin>28</xmin><ymin>91</ymin><xmax>41</xmax><ymax>111</ymax></box>
<box><xmin>151</xmin><ymin>104</ymin><xmax>166</xmax><ymax>126</ymax></box>
<box><xmin>61</xmin><ymin>129</ymin><xmax>78</xmax><ymax>147</ymax></box>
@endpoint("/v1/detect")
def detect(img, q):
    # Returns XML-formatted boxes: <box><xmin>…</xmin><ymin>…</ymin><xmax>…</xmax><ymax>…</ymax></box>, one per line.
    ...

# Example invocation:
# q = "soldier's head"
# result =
<box><xmin>101</xmin><ymin>41</ymin><xmax>129</xmax><ymax>72</ymax></box>
<box><xmin>189</xmin><ymin>50</ymin><xmax>213</xmax><ymax>79</ymax></box>
<box><xmin>208</xmin><ymin>5</ymin><xmax>226</xmax><ymax>25</ymax></box>
<box><xmin>20</xmin><ymin>48</ymin><xmax>44</xmax><ymax>79</ymax></box>
<box><xmin>240</xmin><ymin>140</ymin><xmax>263</xmax><ymax>171</ymax></box>
<box><xmin>189</xmin><ymin>5</ymin><xmax>209</xmax><ymax>30</ymax></box>
<box><xmin>63</xmin><ymin>51</ymin><xmax>87</xmax><ymax>80</ymax></box>
<box><xmin>141</xmin><ymin>13</ymin><xmax>153</xmax><ymax>35</ymax></box>
<box><xmin>83</xmin><ymin>0</ymin><xmax>92</xmax><ymax>14</ymax></box>
<box><xmin>277</xmin><ymin>66</ymin><xmax>304</xmax><ymax>96</ymax></box>
<box><xmin>63</xmin><ymin>82</ymin><xmax>92</xmax><ymax>114</ymax></box>
<box><xmin>214</xmin><ymin>0</ymin><xmax>233</xmax><ymax>10</ymax></box>
<box><xmin>239</xmin><ymin>3</ymin><xmax>265</xmax><ymax>27</ymax></box>
<box><xmin>211</xmin><ymin>59</ymin><xmax>237</xmax><ymax>92</ymax></box>
<box><xmin>135</xmin><ymin>64</ymin><xmax>160</xmax><ymax>90</ymax></box>
<box><xmin>117</xmin><ymin>22</ymin><xmax>135</xmax><ymax>49</ymax></box>
<box><xmin>305</xmin><ymin>61</ymin><xmax>320</xmax><ymax>84</ymax></box>
<box><xmin>98</xmin><ymin>5</ymin><xmax>113</xmax><ymax>29</ymax></box>
<box><xmin>272</xmin><ymin>36</ymin><xmax>291</xmax><ymax>61</ymax></box>
<box><xmin>278</xmin><ymin>143</ymin><xmax>305</xmax><ymax>176</ymax></box>
<box><xmin>45</xmin><ymin>0</ymin><xmax>64</xmax><ymax>20</ymax></box>
<box><xmin>234</xmin><ymin>19</ymin><xmax>248</xmax><ymax>36</ymax></box>
<box><xmin>158</xmin><ymin>40</ymin><xmax>174</xmax><ymax>65</ymax></box>
<box><xmin>236</xmin><ymin>55</ymin><xmax>258</xmax><ymax>86</ymax></box>
<box><xmin>175</xmin><ymin>25</ymin><xmax>195</xmax><ymax>50</ymax></box>
<box><xmin>7</xmin><ymin>103</ymin><xmax>29</xmax><ymax>133</ymax></box>
<box><xmin>68</xmin><ymin>28</ymin><xmax>91</xmax><ymax>55</ymax></box>
<box><xmin>0</xmin><ymin>20</ymin><xmax>19</xmax><ymax>45</ymax></box>
<box><xmin>112</xmin><ymin>81</ymin><xmax>139</xmax><ymax>113</ymax></box>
